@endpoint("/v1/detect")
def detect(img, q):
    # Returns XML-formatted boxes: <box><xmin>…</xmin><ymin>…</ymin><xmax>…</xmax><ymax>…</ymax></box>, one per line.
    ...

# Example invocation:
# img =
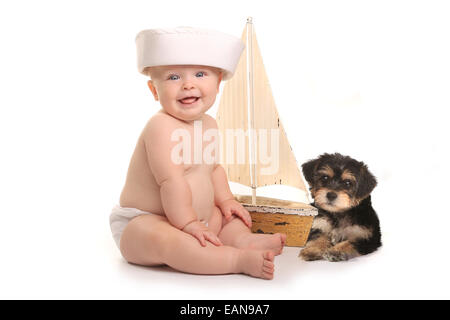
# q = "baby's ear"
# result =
<box><xmin>147</xmin><ymin>80</ymin><xmax>159</xmax><ymax>101</ymax></box>
<box><xmin>217</xmin><ymin>72</ymin><xmax>223</xmax><ymax>90</ymax></box>
<box><xmin>355</xmin><ymin>163</ymin><xmax>377</xmax><ymax>199</ymax></box>
<box><xmin>302</xmin><ymin>158</ymin><xmax>319</xmax><ymax>185</ymax></box>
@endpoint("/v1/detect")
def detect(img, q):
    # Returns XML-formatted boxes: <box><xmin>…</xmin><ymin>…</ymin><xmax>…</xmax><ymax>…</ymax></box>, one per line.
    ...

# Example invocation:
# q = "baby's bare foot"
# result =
<box><xmin>236</xmin><ymin>250</ymin><xmax>275</xmax><ymax>280</ymax></box>
<box><xmin>237</xmin><ymin>233</ymin><xmax>286</xmax><ymax>255</ymax></box>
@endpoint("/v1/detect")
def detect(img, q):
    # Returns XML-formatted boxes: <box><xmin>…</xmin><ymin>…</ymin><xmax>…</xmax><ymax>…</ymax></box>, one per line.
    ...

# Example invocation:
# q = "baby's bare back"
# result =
<box><xmin>119</xmin><ymin>111</ymin><xmax>217</xmax><ymax>222</ymax></box>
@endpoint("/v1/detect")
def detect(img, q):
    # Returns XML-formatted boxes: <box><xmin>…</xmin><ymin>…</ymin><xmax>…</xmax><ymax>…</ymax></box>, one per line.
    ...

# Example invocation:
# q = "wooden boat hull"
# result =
<box><xmin>234</xmin><ymin>195</ymin><xmax>318</xmax><ymax>247</ymax></box>
<box><xmin>249</xmin><ymin>212</ymin><xmax>314</xmax><ymax>247</ymax></box>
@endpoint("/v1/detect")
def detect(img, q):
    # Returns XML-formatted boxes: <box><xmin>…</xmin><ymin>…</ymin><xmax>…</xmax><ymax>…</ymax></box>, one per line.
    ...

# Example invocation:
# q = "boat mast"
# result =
<box><xmin>247</xmin><ymin>17</ymin><xmax>257</xmax><ymax>205</ymax></box>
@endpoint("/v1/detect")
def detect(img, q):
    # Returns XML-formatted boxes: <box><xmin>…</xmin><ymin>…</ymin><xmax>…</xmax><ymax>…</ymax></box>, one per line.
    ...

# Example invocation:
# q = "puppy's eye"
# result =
<box><xmin>343</xmin><ymin>180</ymin><xmax>352</xmax><ymax>188</ymax></box>
<box><xmin>320</xmin><ymin>176</ymin><xmax>329</xmax><ymax>182</ymax></box>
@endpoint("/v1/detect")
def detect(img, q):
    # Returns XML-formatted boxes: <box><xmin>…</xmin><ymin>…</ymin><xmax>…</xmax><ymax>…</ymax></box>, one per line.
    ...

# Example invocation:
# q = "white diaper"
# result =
<box><xmin>109</xmin><ymin>205</ymin><xmax>155</xmax><ymax>248</ymax></box>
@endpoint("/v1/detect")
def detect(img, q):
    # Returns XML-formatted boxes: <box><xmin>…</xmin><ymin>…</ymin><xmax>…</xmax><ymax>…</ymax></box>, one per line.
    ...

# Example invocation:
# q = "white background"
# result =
<box><xmin>1</xmin><ymin>0</ymin><xmax>449</xmax><ymax>299</ymax></box>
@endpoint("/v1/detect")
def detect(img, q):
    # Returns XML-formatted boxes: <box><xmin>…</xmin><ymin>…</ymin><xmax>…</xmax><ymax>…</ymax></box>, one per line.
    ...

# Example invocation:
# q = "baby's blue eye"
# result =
<box><xmin>196</xmin><ymin>72</ymin><xmax>205</xmax><ymax>77</ymax></box>
<box><xmin>168</xmin><ymin>74</ymin><xmax>180</xmax><ymax>80</ymax></box>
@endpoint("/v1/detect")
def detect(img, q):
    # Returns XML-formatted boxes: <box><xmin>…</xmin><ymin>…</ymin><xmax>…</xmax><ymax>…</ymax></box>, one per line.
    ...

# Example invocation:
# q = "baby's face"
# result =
<box><xmin>147</xmin><ymin>65</ymin><xmax>222</xmax><ymax>122</ymax></box>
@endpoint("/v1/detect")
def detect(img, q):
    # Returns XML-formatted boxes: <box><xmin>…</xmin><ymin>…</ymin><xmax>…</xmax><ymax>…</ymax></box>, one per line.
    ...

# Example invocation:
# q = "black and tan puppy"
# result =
<box><xmin>299</xmin><ymin>153</ymin><xmax>381</xmax><ymax>262</ymax></box>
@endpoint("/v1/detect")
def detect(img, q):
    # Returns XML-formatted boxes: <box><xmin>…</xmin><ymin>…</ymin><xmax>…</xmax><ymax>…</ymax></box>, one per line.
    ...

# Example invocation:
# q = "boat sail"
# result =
<box><xmin>216</xmin><ymin>18</ymin><xmax>318</xmax><ymax>247</ymax></box>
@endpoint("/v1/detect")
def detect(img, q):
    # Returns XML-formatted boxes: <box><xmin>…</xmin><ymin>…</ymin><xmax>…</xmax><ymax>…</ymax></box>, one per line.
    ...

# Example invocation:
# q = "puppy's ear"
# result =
<box><xmin>302</xmin><ymin>158</ymin><xmax>319</xmax><ymax>185</ymax></box>
<box><xmin>355</xmin><ymin>164</ymin><xmax>377</xmax><ymax>199</ymax></box>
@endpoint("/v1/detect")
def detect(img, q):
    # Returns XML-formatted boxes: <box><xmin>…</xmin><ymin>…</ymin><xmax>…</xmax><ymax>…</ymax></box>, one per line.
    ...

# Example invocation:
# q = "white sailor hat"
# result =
<box><xmin>135</xmin><ymin>27</ymin><xmax>244</xmax><ymax>80</ymax></box>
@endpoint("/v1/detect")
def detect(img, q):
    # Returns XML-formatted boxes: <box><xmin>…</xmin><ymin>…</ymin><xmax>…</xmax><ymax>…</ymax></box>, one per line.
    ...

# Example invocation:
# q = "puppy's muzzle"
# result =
<box><xmin>326</xmin><ymin>192</ymin><xmax>337</xmax><ymax>201</ymax></box>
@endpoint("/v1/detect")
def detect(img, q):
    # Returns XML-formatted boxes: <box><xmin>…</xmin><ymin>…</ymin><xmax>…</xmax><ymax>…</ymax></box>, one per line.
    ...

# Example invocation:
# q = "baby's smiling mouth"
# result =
<box><xmin>178</xmin><ymin>96</ymin><xmax>200</xmax><ymax>104</ymax></box>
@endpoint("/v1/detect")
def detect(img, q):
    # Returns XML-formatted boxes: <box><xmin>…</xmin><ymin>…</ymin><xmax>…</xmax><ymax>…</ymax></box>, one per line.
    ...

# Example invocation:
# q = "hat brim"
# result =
<box><xmin>136</xmin><ymin>28</ymin><xmax>244</xmax><ymax>80</ymax></box>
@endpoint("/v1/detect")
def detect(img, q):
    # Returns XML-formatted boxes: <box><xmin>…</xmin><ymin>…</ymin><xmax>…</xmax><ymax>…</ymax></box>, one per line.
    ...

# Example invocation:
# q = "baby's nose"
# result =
<box><xmin>183</xmin><ymin>81</ymin><xmax>195</xmax><ymax>90</ymax></box>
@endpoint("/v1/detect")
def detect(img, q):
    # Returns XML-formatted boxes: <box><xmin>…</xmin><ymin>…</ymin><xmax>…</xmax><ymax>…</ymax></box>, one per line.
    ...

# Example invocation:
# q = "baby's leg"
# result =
<box><xmin>207</xmin><ymin>206</ymin><xmax>223</xmax><ymax>236</ymax></box>
<box><xmin>218</xmin><ymin>217</ymin><xmax>286</xmax><ymax>255</ymax></box>
<box><xmin>119</xmin><ymin>213</ymin><xmax>275</xmax><ymax>279</ymax></box>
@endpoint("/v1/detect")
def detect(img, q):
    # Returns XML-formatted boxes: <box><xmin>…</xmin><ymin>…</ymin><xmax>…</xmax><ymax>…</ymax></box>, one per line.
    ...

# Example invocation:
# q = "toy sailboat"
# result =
<box><xmin>216</xmin><ymin>18</ymin><xmax>318</xmax><ymax>247</ymax></box>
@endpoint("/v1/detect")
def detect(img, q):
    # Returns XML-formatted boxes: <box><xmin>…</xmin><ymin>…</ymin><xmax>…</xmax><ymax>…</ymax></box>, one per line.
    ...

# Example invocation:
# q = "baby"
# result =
<box><xmin>110</xmin><ymin>27</ymin><xmax>286</xmax><ymax>280</ymax></box>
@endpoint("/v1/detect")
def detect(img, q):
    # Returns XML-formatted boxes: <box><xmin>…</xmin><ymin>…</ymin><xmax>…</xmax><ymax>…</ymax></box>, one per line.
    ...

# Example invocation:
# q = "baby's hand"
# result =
<box><xmin>219</xmin><ymin>199</ymin><xmax>252</xmax><ymax>228</ymax></box>
<box><xmin>182</xmin><ymin>221</ymin><xmax>223</xmax><ymax>247</ymax></box>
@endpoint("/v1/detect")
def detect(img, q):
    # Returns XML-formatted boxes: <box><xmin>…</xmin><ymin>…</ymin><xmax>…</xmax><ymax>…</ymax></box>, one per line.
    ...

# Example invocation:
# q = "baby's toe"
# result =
<box><xmin>262</xmin><ymin>270</ymin><xmax>274</xmax><ymax>280</ymax></box>
<box><xmin>262</xmin><ymin>251</ymin><xmax>275</xmax><ymax>279</ymax></box>
<box><xmin>263</xmin><ymin>259</ymin><xmax>274</xmax><ymax>269</ymax></box>
<box><xmin>263</xmin><ymin>251</ymin><xmax>275</xmax><ymax>262</ymax></box>
<box><xmin>279</xmin><ymin>233</ymin><xmax>287</xmax><ymax>245</ymax></box>
<box><xmin>263</xmin><ymin>265</ymin><xmax>274</xmax><ymax>274</ymax></box>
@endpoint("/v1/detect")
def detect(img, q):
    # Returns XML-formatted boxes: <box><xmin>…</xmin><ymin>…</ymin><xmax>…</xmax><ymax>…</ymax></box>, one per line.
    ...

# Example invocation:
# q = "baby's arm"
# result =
<box><xmin>212</xmin><ymin>164</ymin><xmax>252</xmax><ymax>228</ymax></box>
<box><xmin>144</xmin><ymin>115</ymin><xmax>222</xmax><ymax>246</ymax></box>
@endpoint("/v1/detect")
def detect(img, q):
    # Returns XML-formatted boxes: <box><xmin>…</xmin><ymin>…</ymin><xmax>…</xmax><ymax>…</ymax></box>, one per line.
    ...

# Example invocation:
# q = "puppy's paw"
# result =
<box><xmin>323</xmin><ymin>249</ymin><xmax>349</xmax><ymax>262</ymax></box>
<box><xmin>299</xmin><ymin>247</ymin><xmax>324</xmax><ymax>261</ymax></box>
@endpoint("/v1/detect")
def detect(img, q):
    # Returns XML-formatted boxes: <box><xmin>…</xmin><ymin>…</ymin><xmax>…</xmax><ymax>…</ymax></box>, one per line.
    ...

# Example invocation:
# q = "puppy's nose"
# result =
<box><xmin>326</xmin><ymin>192</ymin><xmax>337</xmax><ymax>201</ymax></box>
